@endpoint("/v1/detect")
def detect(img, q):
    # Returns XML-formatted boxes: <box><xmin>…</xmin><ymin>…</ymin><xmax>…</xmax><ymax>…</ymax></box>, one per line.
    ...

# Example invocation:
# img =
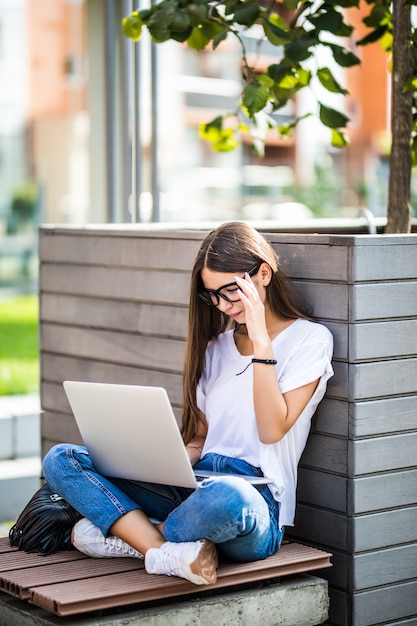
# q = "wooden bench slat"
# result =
<box><xmin>0</xmin><ymin>538</ymin><xmax>332</xmax><ymax>617</ymax></box>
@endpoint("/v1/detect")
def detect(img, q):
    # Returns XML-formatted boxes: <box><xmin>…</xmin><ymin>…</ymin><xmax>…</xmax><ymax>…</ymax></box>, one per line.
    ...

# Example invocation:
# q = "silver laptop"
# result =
<box><xmin>63</xmin><ymin>381</ymin><xmax>272</xmax><ymax>489</ymax></box>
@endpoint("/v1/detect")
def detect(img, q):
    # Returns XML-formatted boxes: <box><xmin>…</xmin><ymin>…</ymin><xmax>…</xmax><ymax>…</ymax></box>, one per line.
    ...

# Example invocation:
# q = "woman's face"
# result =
<box><xmin>199</xmin><ymin>266</ymin><xmax>266</xmax><ymax>323</ymax></box>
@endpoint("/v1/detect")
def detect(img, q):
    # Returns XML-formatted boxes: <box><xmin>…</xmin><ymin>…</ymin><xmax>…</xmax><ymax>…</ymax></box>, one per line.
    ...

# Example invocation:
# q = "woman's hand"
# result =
<box><xmin>235</xmin><ymin>273</ymin><xmax>270</xmax><ymax>349</ymax></box>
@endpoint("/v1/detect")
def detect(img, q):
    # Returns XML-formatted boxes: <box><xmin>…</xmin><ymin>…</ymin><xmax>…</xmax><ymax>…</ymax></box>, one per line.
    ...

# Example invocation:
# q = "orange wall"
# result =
<box><xmin>346</xmin><ymin>1</ymin><xmax>390</xmax><ymax>142</ymax></box>
<box><xmin>27</xmin><ymin>0</ymin><xmax>86</xmax><ymax>119</ymax></box>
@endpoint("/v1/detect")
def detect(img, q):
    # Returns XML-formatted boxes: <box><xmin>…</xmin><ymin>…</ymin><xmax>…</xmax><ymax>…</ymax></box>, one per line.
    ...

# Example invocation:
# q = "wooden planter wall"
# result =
<box><xmin>39</xmin><ymin>225</ymin><xmax>417</xmax><ymax>626</ymax></box>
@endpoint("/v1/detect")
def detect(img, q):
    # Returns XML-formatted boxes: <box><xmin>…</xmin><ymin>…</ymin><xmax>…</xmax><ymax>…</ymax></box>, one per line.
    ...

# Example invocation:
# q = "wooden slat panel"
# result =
<box><xmin>41</xmin><ymin>325</ymin><xmax>186</xmax><ymax>373</ymax></box>
<box><xmin>351</xmin><ymin>358</ymin><xmax>417</xmax><ymax>400</ymax></box>
<box><xmin>41</xmin><ymin>411</ymin><xmax>82</xmax><ymax>445</ymax></box>
<box><xmin>300</xmin><ymin>433</ymin><xmax>348</xmax><ymax>475</ymax></box>
<box><xmin>41</xmin><ymin>294</ymin><xmax>188</xmax><ymax>339</ymax></box>
<box><xmin>40</xmin><ymin>264</ymin><xmax>191</xmax><ymax>306</ymax></box>
<box><xmin>291</xmin><ymin>504</ymin><xmax>348</xmax><ymax>551</ymax></box>
<box><xmin>314</xmin><ymin>399</ymin><xmax>349</xmax><ymax>437</ymax></box>
<box><xmin>350</xmin><ymin>320</ymin><xmax>417</xmax><ymax>361</ymax></box>
<box><xmin>33</xmin><ymin>546</ymin><xmax>332</xmax><ymax>616</ymax></box>
<box><xmin>271</xmin><ymin>242</ymin><xmax>349</xmax><ymax>281</ymax></box>
<box><xmin>352</xmin><ymin>241</ymin><xmax>417</xmax><ymax>282</ymax></box>
<box><xmin>1</xmin><ymin>556</ymin><xmax>140</xmax><ymax>599</ymax></box>
<box><xmin>353</xmin><ymin>543</ymin><xmax>417</xmax><ymax>590</ymax></box>
<box><xmin>353</xmin><ymin>507</ymin><xmax>417</xmax><ymax>552</ymax></box>
<box><xmin>352</xmin><ymin>432</ymin><xmax>417</xmax><ymax>476</ymax></box>
<box><xmin>293</xmin><ymin>280</ymin><xmax>349</xmax><ymax>320</ymax></box>
<box><xmin>41</xmin><ymin>381</ymin><xmax>182</xmax><ymax>427</ymax></box>
<box><xmin>297</xmin><ymin>468</ymin><xmax>347</xmax><ymax>512</ymax></box>
<box><xmin>326</xmin><ymin>361</ymin><xmax>348</xmax><ymax>401</ymax></box>
<box><xmin>0</xmin><ymin>538</ymin><xmax>332</xmax><ymax>617</ymax></box>
<box><xmin>352</xmin><ymin>580</ymin><xmax>417</xmax><ymax>626</ymax></box>
<box><xmin>39</xmin><ymin>233</ymin><xmax>201</xmax><ymax>270</ymax></box>
<box><xmin>40</xmin><ymin>355</ymin><xmax>183</xmax><ymax>404</ymax></box>
<box><xmin>351</xmin><ymin>396</ymin><xmax>417</xmax><ymax>437</ymax></box>
<box><xmin>353</xmin><ymin>469</ymin><xmax>417</xmax><ymax>514</ymax></box>
<box><xmin>325</xmin><ymin>321</ymin><xmax>347</xmax><ymax>361</ymax></box>
<box><xmin>352</xmin><ymin>281</ymin><xmax>417</xmax><ymax>320</ymax></box>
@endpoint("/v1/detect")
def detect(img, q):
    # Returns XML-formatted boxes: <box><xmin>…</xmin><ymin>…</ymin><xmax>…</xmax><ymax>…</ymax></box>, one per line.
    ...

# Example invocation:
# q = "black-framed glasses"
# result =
<box><xmin>198</xmin><ymin>265</ymin><xmax>261</xmax><ymax>307</ymax></box>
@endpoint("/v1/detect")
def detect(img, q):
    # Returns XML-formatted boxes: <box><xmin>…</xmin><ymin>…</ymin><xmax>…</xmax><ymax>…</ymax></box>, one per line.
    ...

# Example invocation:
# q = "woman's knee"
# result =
<box><xmin>198</xmin><ymin>476</ymin><xmax>264</xmax><ymax>516</ymax></box>
<box><xmin>42</xmin><ymin>443</ymin><xmax>82</xmax><ymax>476</ymax></box>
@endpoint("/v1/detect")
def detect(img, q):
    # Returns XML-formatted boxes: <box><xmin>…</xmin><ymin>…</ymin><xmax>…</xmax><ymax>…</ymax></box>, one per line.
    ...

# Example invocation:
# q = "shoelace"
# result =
<box><xmin>106</xmin><ymin>536</ymin><xmax>141</xmax><ymax>557</ymax></box>
<box><xmin>158</xmin><ymin>541</ymin><xmax>200</xmax><ymax>576</ymax></box>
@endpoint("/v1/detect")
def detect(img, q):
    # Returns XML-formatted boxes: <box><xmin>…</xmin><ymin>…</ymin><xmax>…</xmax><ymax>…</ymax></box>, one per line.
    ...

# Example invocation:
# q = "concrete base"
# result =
<box><xmin>0</xmin><ymin>575</ymin><xmax>329</xmax><ymax>626</ymax></box>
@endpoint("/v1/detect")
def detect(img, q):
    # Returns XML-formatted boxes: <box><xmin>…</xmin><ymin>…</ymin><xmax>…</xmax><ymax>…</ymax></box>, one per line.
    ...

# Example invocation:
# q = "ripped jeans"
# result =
<box><xmin>42</xmin><ymin>445</ymin><xmax>284</xmax><ymax>562</ymax></box>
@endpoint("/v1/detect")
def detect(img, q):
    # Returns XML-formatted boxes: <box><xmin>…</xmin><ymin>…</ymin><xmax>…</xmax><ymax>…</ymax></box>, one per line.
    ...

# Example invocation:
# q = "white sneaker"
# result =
<box><xmin>72</xmin><ymin>518</ymin><xmax>143</xmax><ymax>559</ymax></box>
<box><xmin>145</xmin><ymin>539</ymin><xmax>218</xmax><ymax>585</ymax></box>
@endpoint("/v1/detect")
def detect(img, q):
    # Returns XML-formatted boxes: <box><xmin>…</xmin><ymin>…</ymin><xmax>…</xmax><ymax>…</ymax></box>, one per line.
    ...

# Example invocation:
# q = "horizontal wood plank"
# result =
<box><xmin>351</xmin><ymin>358</ymin><xmax>417</xmax><ymax>400</ymax></box>
<box><xmin>0</xmin><ymin>538</ymin><xmax>332</xmax><ymax>617</ymax></box>
<box><xmin>314</xmin><ymin>399</ymin><xmax>349</xmax><ymax>438</ymax></box>
<box><xmin>352</xmin><ymin>241</ymin><xmax>417</xmax><ymax>282</ymax></box>
<box><xmin>352</xmin><ymin>281</ymin><xmax>417</xmax><ymax>320</ymax></box>
<box><xmin>352</xmin><ymin>579</ymin><xmax>417</xmax><ymax>626</ymax></box>
<box><xmin>352</xmin><ymin>469</ymin><xmax>417</xmax><ymax>513</ymax></box>
<box><xmin>39</xmin><ymin>233</ymin><xmax>201</xmax><ymax>270</ymax></box>
<box><xmin>271</xmin><ymin>242</ymin><xmax>349</xmax><ymax>281</ymax></box>
<box><xmin>300</xmin><ymin>433</ymin><xmax>348</xmax><ymax>475</ymax></box>
<box><xmin>352</xmin><ymin>432</ymin><xmax>417</xmax><ymax>476</ymax></box>
<box><xmin>40</xmin><ymin>354</ymin><xmax>183</xmax><ymax>405</ymax></box>
<box><xmin>291</xmin><ymin>504</ymin><xmax>348</xmax><ymax>551</ymax></box>
<box><xmin>40</xmin><ymin>264</ymin><xmax>191</xmax><ymax>306</ymax></box>
<box><xmin>353</xmin><ymin>507</ymin><xmax>417</xmax><ymax>552</ymax></box>
<box><xmin>297</xmin><ymin>468</ymin><xmax>347</xmax><ymax>513</ymax></box>
<box><xmin>41</xmin><ymin>325</ymin><xmax>186</xmax><ymax>373</ymax></box>
<box><xmin>41</xmin><ymin>411</ymin><xmax>82</xmax><ymax>446</ymax></box>
<box><xmin>350</xmin><ymin>319</ymin><xmax>417</xmax><ymax>361</ymax></box>
<box><xmin>350</xmin><ymin>396</ymin><xmax>417</xmax><ymax>437</ymax></box>
<box><xmin>41</xmin><ymin>294</ymin><xmax>188</xmax><ymax>339</ymax></box>
<box><xmin>353</xmin><ymin>543</ymin><xmax>417</xmax><ymax>590</ymax></box>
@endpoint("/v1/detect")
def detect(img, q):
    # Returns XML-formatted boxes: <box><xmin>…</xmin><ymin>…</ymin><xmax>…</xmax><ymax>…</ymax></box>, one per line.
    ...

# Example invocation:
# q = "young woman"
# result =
<box><xmin>42</xmin><ymin>221</ymin><xmax>333</xmax><ymax>586</ymax></box>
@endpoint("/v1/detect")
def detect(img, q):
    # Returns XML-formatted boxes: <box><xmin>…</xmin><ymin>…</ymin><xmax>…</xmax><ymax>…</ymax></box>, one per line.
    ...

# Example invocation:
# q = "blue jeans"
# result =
<box><xmin>42</xmin><ymin>445</ymin><xmax>284</xmax><ymax>562</ymax></box>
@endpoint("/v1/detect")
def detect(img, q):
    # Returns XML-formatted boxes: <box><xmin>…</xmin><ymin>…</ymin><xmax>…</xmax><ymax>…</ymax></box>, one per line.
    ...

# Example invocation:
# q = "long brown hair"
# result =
<box><xmin>181</xmin><ymin>221</ymin><xmax>311</xmax><ymax>443</ymax></box>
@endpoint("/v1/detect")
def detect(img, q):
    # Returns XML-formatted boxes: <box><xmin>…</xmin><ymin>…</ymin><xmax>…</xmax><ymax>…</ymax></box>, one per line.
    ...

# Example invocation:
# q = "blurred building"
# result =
<box><xmin>0</xmin><ymin>0</ymin><xmax>392</xmax><ymax>229</ymax></box>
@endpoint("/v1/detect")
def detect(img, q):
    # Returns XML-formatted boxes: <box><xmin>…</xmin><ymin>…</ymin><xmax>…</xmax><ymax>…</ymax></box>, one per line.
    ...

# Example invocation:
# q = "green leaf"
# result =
<box><xmin>186</xmin><ymin>3</ymin><xmax>209</xmax><ymax>26</ymax></box>
<box><xmin>284</xmin><ymin>35</ymin><xmax>317</xmax><ymax>63</ymax></box>
<box><xmin>169</xmin><ymin>10</ymin><xmax>191</xmax><ymax>32</ymax></box>
<box><xmin>268</xmin><ymin>64</ymin><xmax>293</xmax><ymax>84</ymax></box>
<box><xmin>363</xmin><ymin>3</ymin><xmax>390</xmax><ymax>28</ymax></box>
<box><xmin>319</xmin><ymin>103</ymin><xmax>349</xmax><ymax>128</ymax></box>
<box><xmin>187</xmin><ymin>26</ymin><xmax>211</xmax><ymax>50</ymax></box>
<box><xmin>317</xmin><ymin>67</ymin><xmax>348</xmax><ymax>94</ymax></box>
<box><xmin>243</xmin><ymin>83</ymin><xmax>271</xmax><ymax>117</ymax></box>
<box><xmin>212</xmin><ymin>28</ymin><xmax>229</xmax><ymax>49</ymax></box>
<box><xmin>234</xmin><ymin>2</ymin><xmax>261</xmax><ymax>26</ymax></box>
<box><xmin>309</xmin><ymin>8</ymin><xmax>353</xmax><ymax>36</ymax></box>
<box><xmin>263</xmin><ymin>18</ymin><xmax>290</xmax><ymax>46</ymax></box>
<box><xmin>331</xmin><ymin>128</ymin><xmax>350</xmax><ymax>147</ymax></box>
<box><xmin>122</xmin><ymin>12</ymin><xmax>143</xmax><ymax>41</ymax></box>
<box><xmin>357</xmin><ymin>25</ymin><xmax>387</xmax><ymax>46</ymax></box>
<box><xmin>327</xmin><ymin>43</ymin><xmax>360</xmax><ymax>67</ymax></box>
<box><xmin>147</xmin><ymin>8</ymin><xmax>172</xmax><ymax>42</ymax></box>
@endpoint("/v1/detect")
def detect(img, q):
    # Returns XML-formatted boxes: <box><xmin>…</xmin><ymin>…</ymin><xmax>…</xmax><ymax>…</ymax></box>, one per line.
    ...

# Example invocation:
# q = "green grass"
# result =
<box><xmin>0</xmin><ymin>294</ymin><xmax>39</xmax><ymax>395</ymax></box>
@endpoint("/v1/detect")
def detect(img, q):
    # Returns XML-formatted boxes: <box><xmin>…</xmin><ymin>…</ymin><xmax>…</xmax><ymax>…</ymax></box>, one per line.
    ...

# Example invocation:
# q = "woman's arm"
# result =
<box><xmin>235</xmin><ymin>272</ymin><xmax>320</xmax><ymax>444</ymax></box>
<box><xmin>185</xmin><ymin>418</ymin><xmax>207</xmax><ymax>465</ymax></box>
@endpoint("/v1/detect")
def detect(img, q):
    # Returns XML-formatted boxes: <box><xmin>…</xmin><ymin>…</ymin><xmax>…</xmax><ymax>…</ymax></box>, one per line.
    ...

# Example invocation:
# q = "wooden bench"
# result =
<box><xmin>0</xmin><ymin>536</ymin><xmax>331</xmax><ymax>620</ymax></box>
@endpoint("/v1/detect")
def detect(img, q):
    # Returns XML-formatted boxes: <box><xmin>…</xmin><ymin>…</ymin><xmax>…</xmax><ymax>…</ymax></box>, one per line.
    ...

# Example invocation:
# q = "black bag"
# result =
<box><xmin>9</xmin><ymin>482</ymin><xmax>82</xmax><ymax>555</ymax></box>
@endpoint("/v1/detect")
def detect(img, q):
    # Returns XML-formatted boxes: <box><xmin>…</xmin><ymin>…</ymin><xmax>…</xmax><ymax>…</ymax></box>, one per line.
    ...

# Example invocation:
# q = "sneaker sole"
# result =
<box><xmin>189</xmin><ymin>540</ymin><xmax>218</xmax><ymax>585</ymax></box>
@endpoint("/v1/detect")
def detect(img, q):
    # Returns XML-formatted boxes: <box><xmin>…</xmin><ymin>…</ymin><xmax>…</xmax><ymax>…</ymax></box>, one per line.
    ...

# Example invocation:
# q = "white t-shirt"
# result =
<box><xmin>196</xmin><ymin>319</ymin><xmax>334</xmax><ymax>529</ymax></box>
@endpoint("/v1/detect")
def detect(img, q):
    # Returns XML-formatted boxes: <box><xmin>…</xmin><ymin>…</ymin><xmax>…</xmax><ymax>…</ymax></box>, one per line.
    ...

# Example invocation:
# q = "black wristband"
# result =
<box><xmin>252</xmin><ymin>358</ymin><xmax>278</xmax><ymax>365</ymax></box>
<box><xmin>236</xmin><ymin>358</ymin><xmax>277</xmax><ymax>376</ymax></box>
